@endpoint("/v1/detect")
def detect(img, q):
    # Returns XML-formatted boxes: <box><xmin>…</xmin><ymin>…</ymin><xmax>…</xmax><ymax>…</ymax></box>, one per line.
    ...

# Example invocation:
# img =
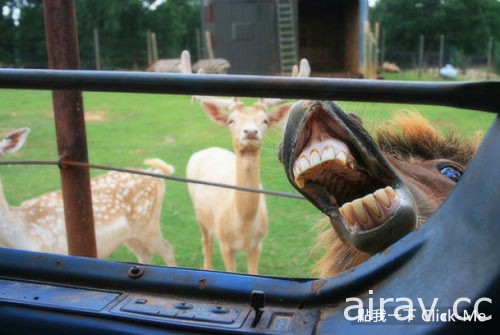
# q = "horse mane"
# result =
<box><xmin>375</xmin><ymin>112</ymin><xmax>481</xmax><ymax>166</ymax></box>
<box><xmin>313</xmin><ymin>112</ymin><xmax>482</xmax><ymax>277</ymax></box>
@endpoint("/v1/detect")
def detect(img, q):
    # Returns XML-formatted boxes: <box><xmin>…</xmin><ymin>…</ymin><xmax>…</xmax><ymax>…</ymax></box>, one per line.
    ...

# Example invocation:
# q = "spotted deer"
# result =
<box><xmin>279</xmin><ymin>101</ymin><xmax>480</xmax><ymax>276</ymax></box>
<box><xmin>0</xmin><ymin>128</ymin><xmax>176</xmax><ymax>266</ymax></box>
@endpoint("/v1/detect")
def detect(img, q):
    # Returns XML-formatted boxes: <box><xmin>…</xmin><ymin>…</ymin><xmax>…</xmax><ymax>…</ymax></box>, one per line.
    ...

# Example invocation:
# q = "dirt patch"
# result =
<box><xmin>85</xmin><ymin>110</ymin><xmax>109</xmax><ymax>122</ymax></box>
<box><xmin>163</xmin><ymin>135</ymin><xmax>175</xmax><ymax>144</ymax></box>
<box><xmin>461</xmin><ymin>69</ymin><xmax>499</xmax><ymax>81</ymax></box>
<box><xmin>423</xmin><ymin>67</ymin><xmax>499</xmax><ymax>81</ymax></box>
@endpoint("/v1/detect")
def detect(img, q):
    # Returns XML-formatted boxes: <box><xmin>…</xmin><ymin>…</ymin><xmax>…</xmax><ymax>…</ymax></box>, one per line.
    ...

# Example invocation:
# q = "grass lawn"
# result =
<box><xmin>0</xmin><ymin>82</ymin><xmax>495</xmax><ymax>278</ymax></box>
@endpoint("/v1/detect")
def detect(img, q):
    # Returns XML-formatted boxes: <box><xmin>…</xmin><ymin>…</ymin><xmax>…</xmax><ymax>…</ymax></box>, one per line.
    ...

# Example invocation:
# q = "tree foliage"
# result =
<box><xmin>371</xmin><ymin>0</ymin><xmax>500</xmax><ymax>67</ymax></box>
<box><xmin>0</xmin><ymin>0</ymin><xmax>200</xmax><ymax>69</ymax></box>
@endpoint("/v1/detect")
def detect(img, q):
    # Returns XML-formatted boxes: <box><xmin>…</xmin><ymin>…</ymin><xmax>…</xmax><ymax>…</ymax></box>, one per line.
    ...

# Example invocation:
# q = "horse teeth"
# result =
<box><xmin>362</xmin><ymin>194</ymin><xmax>381</xmax><ymax>217</ymax></box>
<box><xmin>339</xmin><ymin>202</ymin><xmax>355</xmax><ymax>226</ymax></box>
<box><xmin>299</xmin><ymin>156</ymin><xmax>310</xmax><ymax>171</ymax></box>
<box><xmin>293</xmin><ymin>164</ymin><xmax>300</xmax><ymax>177</ymax></box>
<box><xmin>309</xmin><ymin>149</ymin><xmax>321</xmax><ymax>166</ymax></box>
<box><xmin>352</xmin><ymin>199</ymin><xmax>368</xmax><ymax>224</ymax></box>
<box><xmin>322</xmin><ymin>146</ymin><xmax>335</xmax><ymax>161</ymax></box>
<box><xmin>385</xmin><ymin>186</ymin><xmax>396</xmax><ymax>198</ymax></box>
<box><xmin>335</xmin><ymin>151</ymin><xmax>347</xmax><ymax>165</ymax></box>
<box><xmin>295</xmin><ymin>176</ymin><xmax>305</xmax><ymax>188</ymax></box>
<box><xmin>338</xmin><ymin>187</ymin><xmax>400</xmax><ymax>232</ymax></box>
<box><xmin>374</xmin><ymin>188</ymin><xmax>391</xmax><ymax>207</ymax></box>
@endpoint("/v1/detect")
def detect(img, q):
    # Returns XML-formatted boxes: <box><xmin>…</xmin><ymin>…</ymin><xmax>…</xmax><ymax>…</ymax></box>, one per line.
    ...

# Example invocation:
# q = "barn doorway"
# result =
<box><xmin>298</xmin><ymin>0</ymin><xmax>362</xmax><ymax>77</ymax></box>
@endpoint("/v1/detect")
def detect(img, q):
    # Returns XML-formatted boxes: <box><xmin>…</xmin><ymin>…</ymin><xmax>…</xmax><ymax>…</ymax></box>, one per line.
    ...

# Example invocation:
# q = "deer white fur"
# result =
<box><xmin>186</xmin><ymin>100</ymin><xmax>290</xmax><ymax>274</ymax></box>
<box><xmin>0</xmin><ymin>128</ymin><xmax>176</xmax><ymax>266</ymax></box>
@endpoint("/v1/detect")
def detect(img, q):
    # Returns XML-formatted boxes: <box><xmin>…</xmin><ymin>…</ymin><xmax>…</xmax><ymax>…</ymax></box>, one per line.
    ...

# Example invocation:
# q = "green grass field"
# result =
<box><xmin>0</xmin><ymin>83</ymin><xmax>495</xmax><ymax>278</ymax></box>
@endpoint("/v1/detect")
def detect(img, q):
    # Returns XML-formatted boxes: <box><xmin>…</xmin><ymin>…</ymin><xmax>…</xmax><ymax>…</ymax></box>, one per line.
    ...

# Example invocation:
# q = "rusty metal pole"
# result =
<box><xmin>43</xmin><ymin>0</ymin><xmax>97</xmax><ymax>257</ymax></box>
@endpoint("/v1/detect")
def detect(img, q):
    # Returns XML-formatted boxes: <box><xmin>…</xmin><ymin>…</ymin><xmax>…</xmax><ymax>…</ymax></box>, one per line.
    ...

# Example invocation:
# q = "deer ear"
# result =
<box><xmin>201</xmin><ymin>101</ymin><xmax>230</xmax><ymax>126</ymax></box>
<box><xmin>0</xmin><ymin>127</ymin><xmax>30</xmax><ymax>156</ymax></box>
<box><xmin>268</xmin><ymin>104</ymin><xmax>291</xmax><ymax>128</ymax></box>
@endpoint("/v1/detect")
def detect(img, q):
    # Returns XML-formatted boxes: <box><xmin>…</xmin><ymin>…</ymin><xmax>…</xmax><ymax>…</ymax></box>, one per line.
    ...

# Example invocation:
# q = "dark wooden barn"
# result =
<box><xmin>200</xmin><ymin>0</ymin><xmax>369</xmax><ymax>76</ymax></box>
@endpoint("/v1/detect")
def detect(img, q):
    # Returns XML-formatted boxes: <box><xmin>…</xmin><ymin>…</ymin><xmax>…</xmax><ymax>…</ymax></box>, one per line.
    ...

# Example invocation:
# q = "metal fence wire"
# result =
<box><xmin>0</xmin><ymin>159</ymin><xmax>305</xmax><ymax>200</ymax></box>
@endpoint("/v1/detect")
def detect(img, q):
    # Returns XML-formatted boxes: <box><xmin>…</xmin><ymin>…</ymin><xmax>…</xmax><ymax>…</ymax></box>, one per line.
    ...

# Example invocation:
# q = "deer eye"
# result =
<box><xmin>262</xmin><ymin>119</ymin><xmax>269</xmax><ymax>125</ymax></box>
<box><xmin>439</xmin><ymin>165</ymin><xmax>462</xmax><ymax>182</ymax></box>
<box><xmin>227</xmin><ymin>118</ymin><xmax>235</xmax><ymax>125</ymax></box>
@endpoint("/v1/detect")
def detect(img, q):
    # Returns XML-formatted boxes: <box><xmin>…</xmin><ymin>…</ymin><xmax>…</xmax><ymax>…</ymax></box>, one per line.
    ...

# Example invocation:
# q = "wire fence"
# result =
<box><xmin>0</xmin><ymin>159</ymin><xmax>305</xmax><ymax>200</ymax></box>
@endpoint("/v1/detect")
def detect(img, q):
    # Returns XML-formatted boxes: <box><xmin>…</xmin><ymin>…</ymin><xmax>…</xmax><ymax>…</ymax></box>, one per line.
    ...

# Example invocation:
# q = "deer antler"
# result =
<box><xmin>178</xmin><ymin>50</ymin><xmax>192</xmax><ymax>74</ymax></box>
<box><xmin>295</xmin><ymin>58</ymin><xmax>311</xmax><ymax>78</ymax></box>
<box><xmin>179</xmin><ymin>50</ymin><xmax>311</xmax><ymax>111</ymax></box>
<box><xmin>259</xmin><ymin>58</ymin><xmax>311</xmax><ymax>108</ymax></box>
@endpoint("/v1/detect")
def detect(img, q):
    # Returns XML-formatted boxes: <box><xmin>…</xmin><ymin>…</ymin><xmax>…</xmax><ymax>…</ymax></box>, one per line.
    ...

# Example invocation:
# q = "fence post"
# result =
<box><xmin>146</xmin><ymin>30</ymin><xmax>153</xmax><ymax>66</ymax></box>
<box><xmin>42</xmin><ymin>0</ymin><xmax>97</xmax><ymax>258</ymax></box>
<box><xmin>375</xmin><ymin>22</ymin><xmax>380</xmax><ymax>75</ymax></box>
<box><xmin>418</xmin><ymin>34</ymin><xmax>425</xmax><ymax>77</ymax></box>
<box><xmin>93</xmin><ymin>27</ymin><xmax>101</xmax><ymax>70</ymax></box>
<box><xmin>487</xmin><ymin>37</ymin><xmax>493</xmax><ymax>80</ymax></box>
<box><xmin>380</xmin><ymin>29</ymin><xmax>386</xmax><ymax>66</ymax></box>
<box><xmin>151</xmin><ymin>32</ymin><xmax>159</xmax><ymax>63</ymax></box>
<box><xmin>439</xmin><ymin>34</ymin><xmax>444</xmax><ymax>72</ymax></box>
<box><xmin>363</xmin><ymin>21</ymin><xmax>372</xmax><ymax>79</ymax></box>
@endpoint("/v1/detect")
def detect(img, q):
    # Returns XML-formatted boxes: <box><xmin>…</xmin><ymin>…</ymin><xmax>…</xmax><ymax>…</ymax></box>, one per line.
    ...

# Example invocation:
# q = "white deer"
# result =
<box><xmin>0</xmin><ymin>128</ymin><xmax>176</xmax><ymax>266</ymax></box>
<box><xmin>186</xmin><ymin>99</ymin><xmax>291</xmax><ymax>274</ymax></box>
<box><xmin>183</xmin><ymin>52</ymin><xmax>310</xmax><ymax>274</ymax></box>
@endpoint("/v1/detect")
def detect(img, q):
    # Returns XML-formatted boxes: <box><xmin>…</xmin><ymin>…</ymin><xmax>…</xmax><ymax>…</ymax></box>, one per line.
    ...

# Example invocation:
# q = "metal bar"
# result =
<box><xmin>0</xmin><ymin>69</ymin><xmax>499</xmax><ymax>113</ymax></box>
<box><xmin>43</xmin><ymin>0</ymin><xmax>97</xmax><ymax>258</ymax></box>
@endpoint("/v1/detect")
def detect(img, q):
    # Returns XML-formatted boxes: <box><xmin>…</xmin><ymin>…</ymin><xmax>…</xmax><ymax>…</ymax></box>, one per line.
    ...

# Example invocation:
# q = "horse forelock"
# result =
<box><xmin>375</xmin><ymin>112</ymin><xmax>481</xmax><ymax>166</ymax></box>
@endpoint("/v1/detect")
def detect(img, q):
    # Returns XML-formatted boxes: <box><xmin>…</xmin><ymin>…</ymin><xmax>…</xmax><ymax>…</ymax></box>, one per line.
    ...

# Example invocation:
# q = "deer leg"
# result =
<box><xmin>149</xmin><ymin>236</ymin><xmax>177</xmax><ymax>267</ymax></box>
<box><xmin>124</xmin><ymin>238</ymin><xmax>153</xmax><ymax>264</ymax></box>
<box><xmin>247</xmin><ymin>243</ymin><xmax>262</xmax><ymax>275</ymax></box>
<box><xmin>200</xmin><ymin>227</ymin><xmax>214</xmax><ymax>270</ymax></box>
<box><xmin>220</xmin><ymin>243</ymin><xmax>236</xmax><ymax>273</ymax></box>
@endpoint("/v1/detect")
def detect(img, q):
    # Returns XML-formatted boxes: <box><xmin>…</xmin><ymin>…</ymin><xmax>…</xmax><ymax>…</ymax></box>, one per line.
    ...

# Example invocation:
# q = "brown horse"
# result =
<box><xmin>279</xmin><ymin>101</ymin><xmax>480</xmax><ymax>277</ymax></box>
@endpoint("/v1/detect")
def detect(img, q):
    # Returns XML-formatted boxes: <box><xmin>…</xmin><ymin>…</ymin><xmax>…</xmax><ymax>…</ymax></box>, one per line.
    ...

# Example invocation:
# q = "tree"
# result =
<box><xmin>441</xmin><ymin>0</ymin><xmax>500</xmax><ymax>55</ymax></box>
<box><xmin>371</xmin><ymin>0</ymin><xmax>500</xmax><ymax>69</ymax></box>
<box><xmin>145</xmin><ymin>0</ymin><xmax>200</xmax><ymax>60</ymax></box>
<box><xmin>371</xmin><ymin>0</ymin><xmax>445</xmax><ymax>52</ymax></box>
<box><xmin>15</xmin><ymin>0</ymin><xmax>46</xmax><ymax>67</ymax></box>
<box><xmin>0</xmin><ymin>0</ymin><xmax>200</xmax><ymax>69</ymax></box>
<box><xmin>76</xmin><ymin>0</ymin><xmax>149</xmax><ymax>69</ymax></box>
<box><xmin>0</xmin><ymin>7</ymin><xmax>16</xmax><ymax>66</ymax></box>
<box><xmin>0</xmin><ymin>0</ymin><xmax>46</xmax><ymax>67</ymax></box>
<box><xmin>76</xmin><ymin>0</ymin><xmax>200</xmax><ymax>69</ymax></box>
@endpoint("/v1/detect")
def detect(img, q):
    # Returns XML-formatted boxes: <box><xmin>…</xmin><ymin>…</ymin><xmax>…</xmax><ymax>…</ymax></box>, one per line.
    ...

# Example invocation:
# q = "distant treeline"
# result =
<box><xmin>371</xmin><ymin>0</ymin><xmax>500</xmax><ymax>72</ymax></box>
<box><xmin>0</xmin><ymin>0</ymin><xmax>200</xmax><ymax>70</ymax></box>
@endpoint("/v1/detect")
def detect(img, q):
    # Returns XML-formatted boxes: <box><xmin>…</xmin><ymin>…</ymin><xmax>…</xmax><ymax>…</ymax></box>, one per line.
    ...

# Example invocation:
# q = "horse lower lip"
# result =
<box><xmin>339</xmin><ymin>186</ymin><xmax>400</xmax><ymax>233</ymax></box>
<box><xmin>337</xmin><ymin>185</ymin><xmax>417</xmax><ymax>254</ymax></box>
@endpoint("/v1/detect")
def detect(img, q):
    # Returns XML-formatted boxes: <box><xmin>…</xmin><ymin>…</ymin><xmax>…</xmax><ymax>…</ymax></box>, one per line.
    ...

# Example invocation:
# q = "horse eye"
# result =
<box><xmin>439</xmin><ymin>166</ymin><xmax>462</xmax><ymax>182</ymax></box>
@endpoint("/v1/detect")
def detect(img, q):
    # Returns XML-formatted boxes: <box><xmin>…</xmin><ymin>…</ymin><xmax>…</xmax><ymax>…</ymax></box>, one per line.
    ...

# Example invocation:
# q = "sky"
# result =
<box><xmin>369</xmin><ymin>0</ymin><xmax>379</xmax><ymax>7</ymax></box>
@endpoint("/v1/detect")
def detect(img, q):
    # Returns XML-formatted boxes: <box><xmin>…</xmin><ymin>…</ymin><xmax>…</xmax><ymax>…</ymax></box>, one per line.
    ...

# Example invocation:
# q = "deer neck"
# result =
<box><xmin>0</xmin><ymin>177</ymin><xmax>28</xmax><ymax>248</ymax></box>
<box><xmin>0</xmin><ymin>178</ymin><xmax>9</xmax><ymax>213</ymax></box>
<box><xmin>234</xmin><ymin>150</ymin><xmax>262</xmax><ymax>220</ymax></box>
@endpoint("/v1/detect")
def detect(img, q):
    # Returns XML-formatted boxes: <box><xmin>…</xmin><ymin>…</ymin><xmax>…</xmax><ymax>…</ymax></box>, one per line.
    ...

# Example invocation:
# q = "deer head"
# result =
<box><xmin>200</xmin><ymin>99</ymin><xmax>290</xmax><ymax>154</ymax></box>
